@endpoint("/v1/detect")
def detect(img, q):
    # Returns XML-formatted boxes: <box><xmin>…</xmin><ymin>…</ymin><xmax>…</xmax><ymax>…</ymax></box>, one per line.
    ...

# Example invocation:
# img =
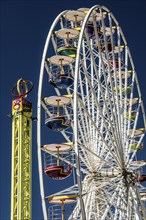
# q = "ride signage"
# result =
<box><xmin>12</xmin><ymin>98</ymin><xmax>32</xmax><ymax>116</ymax></box>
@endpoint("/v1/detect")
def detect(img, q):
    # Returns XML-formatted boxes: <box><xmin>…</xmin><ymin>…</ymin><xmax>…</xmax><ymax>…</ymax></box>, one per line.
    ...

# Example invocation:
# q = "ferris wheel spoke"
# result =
<box><xmin>84</xmin><ymin>34</ymin><xmax>122</xmax><ymax>163</ymax></box>
<box><xmin>59</xmin><ymin>16</ymin><xmax>65</xmax><ymax>29</ymax></box>
<box><xmin>80</xmin><ymin>57</ymin><xmax>117</xmax><ymax>138</ymax></box>
<box><xmin>86</xmin><ymin>178</ymin><xmax>125</xmax><ymax>219</ymax></box>
<box><xmin>79</xmin><ymin>59</ymin><xmax>124</xmax><ymax>163</ymax></box>
<box><xmin>126</xmin><ymin>132</ymin><xmax>144</xmax><ymax>167</ymax></box>
<box><xmin>46</xmin><ymin>183</ymin><xmax>79</xmax><ymax>198</ymax></box>
<box><xmin>108</xmin><ymin>15</ymin><xmax>129</xmax><ymax>147</ymax></box>
<box><xmin>93</xmin><ymin>13</ymin><xmax>123</xmax><ymax>148</ymax></box>
<box><xmin>127</xmin><ymin>131</ymin><xmax>144</xmax><ymax>164</ymax></box>
<box><xmin>126</xmin><ymin>100</ymin><xmax>143</xmax><ymax>155</ymax></box>
<box><xmin>68</xmin><ymin>202</ymin><xmax>80</xmax><ymax>219</ymax></box>
<box><xmin>129</xmin><ymin>185</ymin><xmax>146</xmax><ymax>220</ymax></box>
<box><xmin>83</xmin><ymin>180</ymin><xmax>112</xmax><ymax>219</ymax></box>
<box><xmin>75</xmin><ymin>58</ymin><xmax>92</xmax><ymax>136</ymax></box>
<box><xmin>78</xmin><ymin>126</ymin><xmax>120</xmax><ymax>170</ymax></box>
<box><xmin>59</xmin><ymin>130</ymin><xmax>72</xmax><ymax>142</ymax></box>
<box><xmin>44</xmin><ymin>60</ymin><xmax>52</xmax><ymax>79</ymax></box>
<box><xmin>100</xmin><ymin>15</ymin><xmax>126</xmax><ymax>164</ymax></box>
<box><xmin>87</xmin><ymin>193</ymin><xmax>94</xmax><ymax>219</ymax></box>
<box><xmin>134</xmin><ymin>185</ymin><xmax>146</xmax><ymax>219</ymax></box>
<box><xmin>123</xmin><ymin>187</ymin><xmax>139</xmax><ymax>220</ymax></box>
<box><xmin>77</xmin><ymin>141</ymin><xmax>120</xmax><ymax>171</ymax></box>
<box><xmin>87</xmin><ymin>184</ymin><xmax>101</xmax><ymax>219</ymax></box>
<box><xmin>124</xmin><ymin>71</ymin><xmax>136</xmax><ymax>142</ymax></box>
<box><xmin>77</xmin><ymin>105</ymin><xmax>90</xmax><ymax>142</ymax></box>
<box><xmin>83</xmin><ymin>180</ymin><xmax>94</xmax><ymax>217</ymax></box>
<box><xmin>82</xmin><ymin>40</ymin><xmax>92</xmax><ymax>133</ymax></box>
<box><xmin>74</xmin><ymin>93</ymin><xmax>87</xmax><ymax>220</ymax></box>
<box><xmin>116</xmin><ymin>26</ymin><xmax>126</xmax><ymax>145</ymax></box>
<box><xmin>128</xmin><ymin>187</ymin><xmax>139</xmax><ymax>219</ymax></box>
<box><xmin>125</xmin><ymin>101</ymin><xmax>140</xmax><ymax>161</ymax></box>
<box><xmin>113</xmin><ymin>185</ymin><xmax>128</xmax><ymax>220</ymax></box>
<box><xmin>78</xmin><ymin>149</ymin><xmax>93</xmax><ymax>173</ymax></box>
<box><xmin>78</xmin><ymin>56</ymin><xmax>91</xmax><ymax>133</ymax></box>
<box><xmin>127</xmin><ymin>135</ymin><xmax>145</xmax><ymax>169</ymax></box>
<box><xmin>90</xmin><ymin>41</ymin><xmax>96</xmax><ymax>139</ymax></box>
<box><xmin>101</xmin><ymin>186</ymin><xmax>123</xmax><ymax>220</ymax></box>
<box><xmin>122</xmin><ymin>45</ymin><xmax>131</xmax><ymax>146</ymax></box>
<box><xmin>77</xmin><ymin>82</ymin><xmax>122</xmax><ymax>167</ymax></box>
<box><xmin>51</xmin><ymin>34</ymin><xmax>58</xmax><ymax>53</ymax></box>
<box><xmin>75</xmin><ymin>113</ymin><xmax>95</xmax><ymax>171</ymax></box>
<box><xmin>127</xmin><ymin>191</ymin><xmax>135</xmax><ymax>220</ymax></box>
<box><xmin>68</xmin><ymin>178</ymin><xmax>93</xmax><ymax>219</ymax></box>
<box><xmin>78</xmin><ymin>97</ymin><xmax>123</xmax><ymax>168</ymax></box>
<box><xmin>77</xmin><ymin>98</ymin><xmax>114</xmax><ymax>159</ymax></box>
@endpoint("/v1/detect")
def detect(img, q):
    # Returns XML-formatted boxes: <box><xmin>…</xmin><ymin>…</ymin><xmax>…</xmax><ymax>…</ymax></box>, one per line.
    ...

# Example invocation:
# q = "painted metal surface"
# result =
<box><xmin>11</xmin><ymin>96</ymin><xmax>32</xmax><ymax>219</ymax></box>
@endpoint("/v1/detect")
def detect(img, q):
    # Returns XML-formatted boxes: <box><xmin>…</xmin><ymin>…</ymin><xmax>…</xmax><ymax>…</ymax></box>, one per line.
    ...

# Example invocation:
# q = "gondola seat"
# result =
<box><xmin>109</xmin><ymin>59</ymin><xmax>123</xmax><ymax>69</ymax></box>
<box><xmin>102</xmin><ymin>42</ymin><xmax>112</xmax><ymax>53</ymax></box>
<box><xmin>136</xmin><ymin>175</ymin><xmax>146</xmax><ymax>183</ymax></box>
<box><xmin>85</xmin><ymin>24</ymin><xmax>95</xmax><ymax>38</ymax></box>
<box><xmin>86</xmin><ymin>25</ymin><xmax>103</xmax><ymax>39</ymax></box>
<box><xmin>125</xmin><ymin>111</ymin><xmax>136</xmax><ymax>121</ymax></box>
<box><xmin>114</xmin><ymin>86</ymin><xmax>131</xmax><ymax>95</ymax></box>
<box><xmin>44</xmin><ymin>165</ymin><xmax>72</xmax><ymax>180</ymax></box>
<box><xmin>45</xmin><ymin>116</ymin><xmax>71</xmax><ymax>131</ymax></box>
<box><xmin>50</xmin><ymin>74</ymin><xmax>74</xmax><ymax>89</ymax></box>
<box><xmin>57</xmin><ymin>45</ymin><xmax>77</xmax><ymax>58</ymax></box>
<box><xmin>129</xmin><ymin>143</ymin><xmax>143</xmax><ymax>151</ymax></box>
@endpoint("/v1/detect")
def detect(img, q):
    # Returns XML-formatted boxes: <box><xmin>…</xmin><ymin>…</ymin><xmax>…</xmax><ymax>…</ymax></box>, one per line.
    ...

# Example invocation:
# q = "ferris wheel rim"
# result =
<box><xmin>37</xmin><ymin>9</ymin><xmax>71</xmax><ymax>220</ymax></box>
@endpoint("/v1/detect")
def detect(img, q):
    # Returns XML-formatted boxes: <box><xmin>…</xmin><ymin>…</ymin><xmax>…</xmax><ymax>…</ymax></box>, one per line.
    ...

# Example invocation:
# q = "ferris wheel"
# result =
<box><xmin>37</xmin><ymin>5</ymin><xmax>146</xmax><ymax>220</ymax></box>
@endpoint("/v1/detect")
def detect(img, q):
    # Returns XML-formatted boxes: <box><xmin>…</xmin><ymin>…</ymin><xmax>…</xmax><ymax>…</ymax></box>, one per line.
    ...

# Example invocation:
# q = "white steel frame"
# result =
<box><xmin>37</xmin><ymin>5</ymin><xmax>146</xmax><ymax>220</ymax></box>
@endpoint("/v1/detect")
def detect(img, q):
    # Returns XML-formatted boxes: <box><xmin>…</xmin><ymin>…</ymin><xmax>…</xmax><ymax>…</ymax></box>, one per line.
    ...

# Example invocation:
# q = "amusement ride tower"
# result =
<box><xmin>10</xmin><ymin>78</ymin><xmax>33</xmax><ymax>220</ymax></box>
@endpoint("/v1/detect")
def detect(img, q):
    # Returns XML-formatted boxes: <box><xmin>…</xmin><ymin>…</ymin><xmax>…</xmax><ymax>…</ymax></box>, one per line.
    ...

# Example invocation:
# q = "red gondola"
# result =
<box><xmin>45</xmin><ymin>165</ymin><xmax>72</xmax><ymax>180</ymax></box>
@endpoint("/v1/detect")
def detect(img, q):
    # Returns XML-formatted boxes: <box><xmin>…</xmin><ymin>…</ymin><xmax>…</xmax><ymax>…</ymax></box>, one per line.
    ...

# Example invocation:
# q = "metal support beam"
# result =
<box><xmin>11</xmin><ymin>97</ymin><xmax>32</xmax><ymax>220</ymax></box>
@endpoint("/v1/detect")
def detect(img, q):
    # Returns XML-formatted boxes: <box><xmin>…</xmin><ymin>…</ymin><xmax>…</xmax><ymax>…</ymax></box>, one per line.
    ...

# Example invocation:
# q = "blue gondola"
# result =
<box><xmin>50</xmin><ymin>74</ymin><xmax>74</xmax><ymax>89</ymax></box>
<box><xmin>45</xmin><ymin>115</ymin><xmax>71</xmax><ymax>131</ymax></box>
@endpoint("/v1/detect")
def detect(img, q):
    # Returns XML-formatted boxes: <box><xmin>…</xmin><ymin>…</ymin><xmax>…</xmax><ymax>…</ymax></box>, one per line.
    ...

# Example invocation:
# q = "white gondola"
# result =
<box><xmin>42</xmin><ymin>143</ymin><xmax>73</xmax><ymax>180</ymax></box>
<box><xmin>41</xmin><ymin>96</ymin><xmax>72</xmax><ymax>131</ymax></box>
<box><xmin>46</xmin><ymin>55</ymin><xmax>74</xmax><ymax>89</ymax></box>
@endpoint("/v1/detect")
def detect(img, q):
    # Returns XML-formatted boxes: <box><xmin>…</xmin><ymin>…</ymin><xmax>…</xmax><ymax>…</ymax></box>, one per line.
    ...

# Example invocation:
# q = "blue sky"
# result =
<box><xmin>0</xmin><ymin>0</ymin><xmax>146</xmax><ymax>219</ymax></box>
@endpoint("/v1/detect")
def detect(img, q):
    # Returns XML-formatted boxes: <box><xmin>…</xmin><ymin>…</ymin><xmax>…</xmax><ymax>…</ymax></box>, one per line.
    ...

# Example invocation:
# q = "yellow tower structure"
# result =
<box><xmin>11</xmin><ymin>78</ymin><xmax>33</xmax><ymax>220</ymax></box>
